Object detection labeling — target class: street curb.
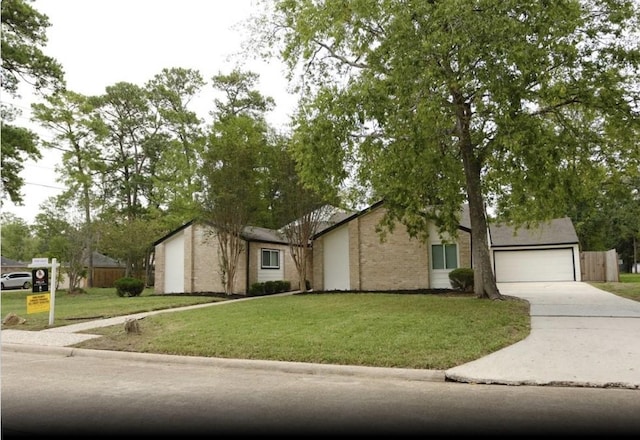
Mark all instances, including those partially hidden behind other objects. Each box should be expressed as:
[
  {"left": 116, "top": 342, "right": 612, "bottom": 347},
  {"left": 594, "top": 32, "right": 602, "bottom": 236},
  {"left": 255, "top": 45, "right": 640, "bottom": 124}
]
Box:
[{"left": 1, "top": 343, "right": 447, "bottom": 382}]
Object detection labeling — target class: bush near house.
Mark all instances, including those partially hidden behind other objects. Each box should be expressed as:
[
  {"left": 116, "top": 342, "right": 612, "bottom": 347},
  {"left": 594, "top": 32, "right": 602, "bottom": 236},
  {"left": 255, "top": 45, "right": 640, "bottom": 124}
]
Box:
[
  {"left": 114, "top": 277, "right": 145, "bottom": 297},
  {"left": 449, "top": 268, "right": 474, "bottom": 292},
  {"left": 249, "top": 280, "right": 291, "bottom": 296}
]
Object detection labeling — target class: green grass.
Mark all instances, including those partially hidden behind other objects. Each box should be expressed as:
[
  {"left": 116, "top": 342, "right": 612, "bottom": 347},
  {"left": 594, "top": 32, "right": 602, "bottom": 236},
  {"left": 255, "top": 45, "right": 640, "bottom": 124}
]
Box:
[
  {"left": 589, "top": 272, "right": 640, "bottom": 301},
  {"left": 3, "top": 278, "right": 638, "bottom": 370},
  {"left": 619, "top": 272, "right": 640, "bottom": 283},
  {"left": 68, "top": 292, "right": 529, "bottom": 370},
  {"left": 0, "top": 287, "right": 224, "bottom": 330}
]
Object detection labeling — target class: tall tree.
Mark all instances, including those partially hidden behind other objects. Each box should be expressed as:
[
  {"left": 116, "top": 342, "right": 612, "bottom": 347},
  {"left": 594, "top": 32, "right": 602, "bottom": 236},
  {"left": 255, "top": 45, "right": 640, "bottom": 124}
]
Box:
[
  {"left": 269, "top": 139, "right": 340, "bottom": 291},
  {"left": 1, "top": 0, "right": 64, "bottom": 204},
  {"left": 145, "top": 67, "right": 207, "bottom": 223},
  {"left": 31, "top": 90, "right": 106, "bottom": 287},
  {"left": 199, "top": 69, "right": 274, "bottom": 295},
  {"left": 256, "top": 0, "right": 640, "bottom": 299},
  {"left": 92, "top": 81, "right": 163, "bottom": 277}
]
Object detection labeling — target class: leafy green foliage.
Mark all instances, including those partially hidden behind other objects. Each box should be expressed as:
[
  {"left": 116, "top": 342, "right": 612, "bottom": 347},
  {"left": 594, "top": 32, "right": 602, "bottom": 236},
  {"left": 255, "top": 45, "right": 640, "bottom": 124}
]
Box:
[
  {"left": 198, "top": 69, "right": 275, "bottom": 294},
  {"left": 449, "top": 268, "right": 474, "bottom": 292},
  {"left": 249, "top": 280, "right": 292, "bottom": 296},
  {"left": 0, "top": 118, "right": 41, "bottom": 204},
  {"left": 114, "top": 277, "right": 145, "bottom": 297},
  {"left": 256, "top": 0, "right": 640, "bottom": 299},
  {"left": 0, "top": 0, "right": 64, "bottom": 96},
  {"left": 1, "top": 0, "right": 64, "bottom": 204},
  {"left": 0, "top": 212, "right": 39, "bottom": 260}
]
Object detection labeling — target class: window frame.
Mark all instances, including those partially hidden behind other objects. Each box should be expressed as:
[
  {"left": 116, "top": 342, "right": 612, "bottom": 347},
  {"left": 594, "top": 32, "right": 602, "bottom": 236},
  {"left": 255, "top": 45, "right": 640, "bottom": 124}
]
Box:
[
  {"left": 261, "top": 248, "right": 280, "bottom": 269},
  {"left": 431, "top": 243, "right": 458, "bottom": 270}
]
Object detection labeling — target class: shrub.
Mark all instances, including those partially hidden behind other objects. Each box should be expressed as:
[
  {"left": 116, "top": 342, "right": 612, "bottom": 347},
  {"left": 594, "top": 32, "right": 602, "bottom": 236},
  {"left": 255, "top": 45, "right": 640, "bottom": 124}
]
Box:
[
  {"left": 263, "top": 281, "right": 273, "bottom": 294},
  {"left": 248, "top": 280, "right": 292, "bottom": 297},
  {"left": 249, "top": 282, "right": 265, "bottom": 296},
  {"left": 114, "top": 277, "right": 145, "bottom": 297},
  {"left": 448, "top": 268, "right": 474, "bottom": 292},
  {"left": 274, "top": 280, "right": 291, "bottom": 292}
]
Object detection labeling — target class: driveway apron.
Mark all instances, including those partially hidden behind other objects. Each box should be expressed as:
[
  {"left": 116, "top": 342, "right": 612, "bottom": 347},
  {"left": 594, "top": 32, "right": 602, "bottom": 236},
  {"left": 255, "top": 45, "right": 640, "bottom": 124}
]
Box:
[{"left": 446, "top": 282, "right": 640, "bottom": 389}]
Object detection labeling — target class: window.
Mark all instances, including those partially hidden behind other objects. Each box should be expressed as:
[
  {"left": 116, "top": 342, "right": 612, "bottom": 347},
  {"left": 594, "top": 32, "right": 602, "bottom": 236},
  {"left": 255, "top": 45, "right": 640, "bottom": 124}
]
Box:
[
  {"left": 431, "top": 244, "right": 458, "bottom": 270},
  {"left": 261, "top": 249, "right": 280, "bottom": 269}
]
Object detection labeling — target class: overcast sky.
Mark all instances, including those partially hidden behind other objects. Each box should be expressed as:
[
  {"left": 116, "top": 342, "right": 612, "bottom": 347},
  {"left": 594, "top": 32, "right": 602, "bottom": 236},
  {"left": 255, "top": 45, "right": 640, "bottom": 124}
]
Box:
[{"left": 4, "top": 0, "right": 297, "bottom": 224}]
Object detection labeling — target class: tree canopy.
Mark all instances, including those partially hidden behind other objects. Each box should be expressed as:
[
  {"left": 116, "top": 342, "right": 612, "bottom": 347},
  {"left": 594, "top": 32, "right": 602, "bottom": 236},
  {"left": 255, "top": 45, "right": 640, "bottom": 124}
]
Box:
[
  {"left": 1, "top": 0, "right": 64, "bottom": 204},
  {"left": 255, "top": 0, "right": 640, "bottom": 298}
]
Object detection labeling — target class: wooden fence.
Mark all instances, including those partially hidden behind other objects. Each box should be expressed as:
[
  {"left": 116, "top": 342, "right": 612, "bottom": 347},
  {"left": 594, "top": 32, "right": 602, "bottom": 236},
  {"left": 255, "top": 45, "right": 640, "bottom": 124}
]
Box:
[
  {"left": 580, "top": 249, "right": 619, "bottom": 282},
  {"left": 90, "top": 267, "right": 126, "bottom": 288}
]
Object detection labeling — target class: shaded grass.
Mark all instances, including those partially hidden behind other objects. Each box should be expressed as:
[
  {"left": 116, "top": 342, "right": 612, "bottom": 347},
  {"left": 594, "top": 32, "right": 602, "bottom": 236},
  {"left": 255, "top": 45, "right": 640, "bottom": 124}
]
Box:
[
  {"left": 0, "top": 288, "right": 225, "bottom": 330},
  {"left": 73, "top": 292, "right": 530, "bottom": 370}
]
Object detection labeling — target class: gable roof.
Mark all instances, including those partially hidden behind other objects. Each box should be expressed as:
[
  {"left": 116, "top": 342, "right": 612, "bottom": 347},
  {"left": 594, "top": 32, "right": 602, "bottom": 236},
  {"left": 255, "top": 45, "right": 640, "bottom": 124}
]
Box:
[
  {"left": 155, "top": 207, "right": 354, "bottom": 248},
  {"left": 313, "top": 200, "right": 472, "bottom": 239},
  {"left": 489, "top": 217, "right": 579, "bottom": 247},
  {"left": 153, "top": 220, "right": 290, "bottom": 247},
  {"left": 242, "top": 226, "right": 288, "bottom": 244},
  {"left": 86, "top": 251, "right": 124, "bottom": 267}
]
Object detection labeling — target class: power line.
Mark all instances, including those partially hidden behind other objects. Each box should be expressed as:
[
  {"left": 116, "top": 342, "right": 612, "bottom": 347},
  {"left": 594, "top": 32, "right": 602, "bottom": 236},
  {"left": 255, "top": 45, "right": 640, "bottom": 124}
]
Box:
[
  {"left": 23, "top": 182, "right": 65, "bottom": 190},
  {"left": 23, "top": 163, "right": 58, "bottom": 172}
]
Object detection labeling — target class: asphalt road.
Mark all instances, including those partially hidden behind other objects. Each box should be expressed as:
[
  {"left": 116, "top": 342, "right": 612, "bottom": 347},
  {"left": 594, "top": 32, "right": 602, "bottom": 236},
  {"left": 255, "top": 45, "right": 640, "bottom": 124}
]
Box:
[{"left": 2, "top": 350, "right": 640, "bottom": 437}]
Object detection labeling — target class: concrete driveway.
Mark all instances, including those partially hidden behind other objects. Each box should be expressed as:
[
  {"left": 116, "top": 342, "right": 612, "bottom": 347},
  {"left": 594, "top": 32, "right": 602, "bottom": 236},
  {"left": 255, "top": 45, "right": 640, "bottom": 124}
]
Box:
[{"left": 446, "top": 282, "right": 640, "bottom": 389}]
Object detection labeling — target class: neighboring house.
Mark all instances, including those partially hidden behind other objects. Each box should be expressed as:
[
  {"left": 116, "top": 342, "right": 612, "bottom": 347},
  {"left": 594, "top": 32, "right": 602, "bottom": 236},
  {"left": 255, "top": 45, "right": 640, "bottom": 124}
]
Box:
[
  {"left": 54, "top": 251, "right": 126, "bottom": 289},
  {"left": 84, "top": 251, "right": 126, "bottom": 288},
  {"left": 153, "top": 221, "right": 303, "bottom": 295},
  {"left": 312, "top": 202, "right": 581, "bottom": 291},
  {"left": 2, "top": 253, "right": 125, "bottom": 288},
  {"left": 1, "top": 256, "right": 29, "bottom": 274}
]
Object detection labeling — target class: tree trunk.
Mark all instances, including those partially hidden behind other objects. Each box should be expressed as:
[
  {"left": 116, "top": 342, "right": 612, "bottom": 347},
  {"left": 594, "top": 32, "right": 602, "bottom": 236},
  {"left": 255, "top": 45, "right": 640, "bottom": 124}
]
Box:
[
  {"left": 455, "top": 98, "right": 502, "bottom": 300},
  {"left": 83, "top": 184, "right": 94, "bottom": 288}
]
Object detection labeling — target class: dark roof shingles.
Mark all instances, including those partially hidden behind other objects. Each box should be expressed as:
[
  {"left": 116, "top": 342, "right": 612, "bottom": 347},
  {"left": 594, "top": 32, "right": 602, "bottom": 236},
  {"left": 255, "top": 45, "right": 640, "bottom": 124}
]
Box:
[{"left": 489, "top": 217, "right": 579, "bottom": 247}]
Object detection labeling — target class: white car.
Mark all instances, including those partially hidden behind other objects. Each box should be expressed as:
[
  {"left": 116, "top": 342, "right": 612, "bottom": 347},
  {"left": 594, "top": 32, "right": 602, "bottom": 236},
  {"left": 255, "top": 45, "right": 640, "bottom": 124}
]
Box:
[{"left": 1, "top": 272, "right": 33, "bottom": 290}]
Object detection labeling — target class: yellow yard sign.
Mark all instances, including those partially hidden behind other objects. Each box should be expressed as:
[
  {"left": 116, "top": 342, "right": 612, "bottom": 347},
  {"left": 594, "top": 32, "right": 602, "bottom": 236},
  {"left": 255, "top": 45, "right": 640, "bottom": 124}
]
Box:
[{"left": 27, "top": 293, "right": 50, "bottom": 314}]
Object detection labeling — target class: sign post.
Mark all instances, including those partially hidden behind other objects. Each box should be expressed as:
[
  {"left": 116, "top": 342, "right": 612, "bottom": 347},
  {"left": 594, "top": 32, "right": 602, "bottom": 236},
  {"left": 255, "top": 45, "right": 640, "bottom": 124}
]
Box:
[{"left": 28, "top": 258, "right": 60, "bottom": 326}]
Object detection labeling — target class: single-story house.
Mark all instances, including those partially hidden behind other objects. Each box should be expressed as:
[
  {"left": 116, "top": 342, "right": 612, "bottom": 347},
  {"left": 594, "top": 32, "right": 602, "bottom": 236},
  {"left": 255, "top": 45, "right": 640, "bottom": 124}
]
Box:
[
  {"left": 312, "top": 201, "right": 581, "bottom": 291},
  {"left": 1, "top": 256, "right": 29, "bottom": 274},
  {"left": 153, "top": 202, "right": 581, "bottom": 295},
  {"left": 153, "top": 221, "right": 303, "bottom": 295}
]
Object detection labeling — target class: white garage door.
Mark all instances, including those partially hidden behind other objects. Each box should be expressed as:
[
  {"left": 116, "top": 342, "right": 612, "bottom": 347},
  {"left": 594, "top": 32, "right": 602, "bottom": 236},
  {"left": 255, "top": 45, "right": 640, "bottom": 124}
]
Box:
[
  {"left": 494, "top": 248, "right": 575, "bottom": 282},
  {"left": 164, "top": 233, "right": 185, "bottom": 293}
]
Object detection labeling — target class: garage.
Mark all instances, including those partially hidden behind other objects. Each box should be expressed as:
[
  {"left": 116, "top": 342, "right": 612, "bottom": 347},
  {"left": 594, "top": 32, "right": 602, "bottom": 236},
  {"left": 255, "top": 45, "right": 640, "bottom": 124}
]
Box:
[
  {"left": 493, "top": 248, "right": 576, "bottom": 282},
  {"left": 489, "top": 217, "right": 581, "bottom": 283}
]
